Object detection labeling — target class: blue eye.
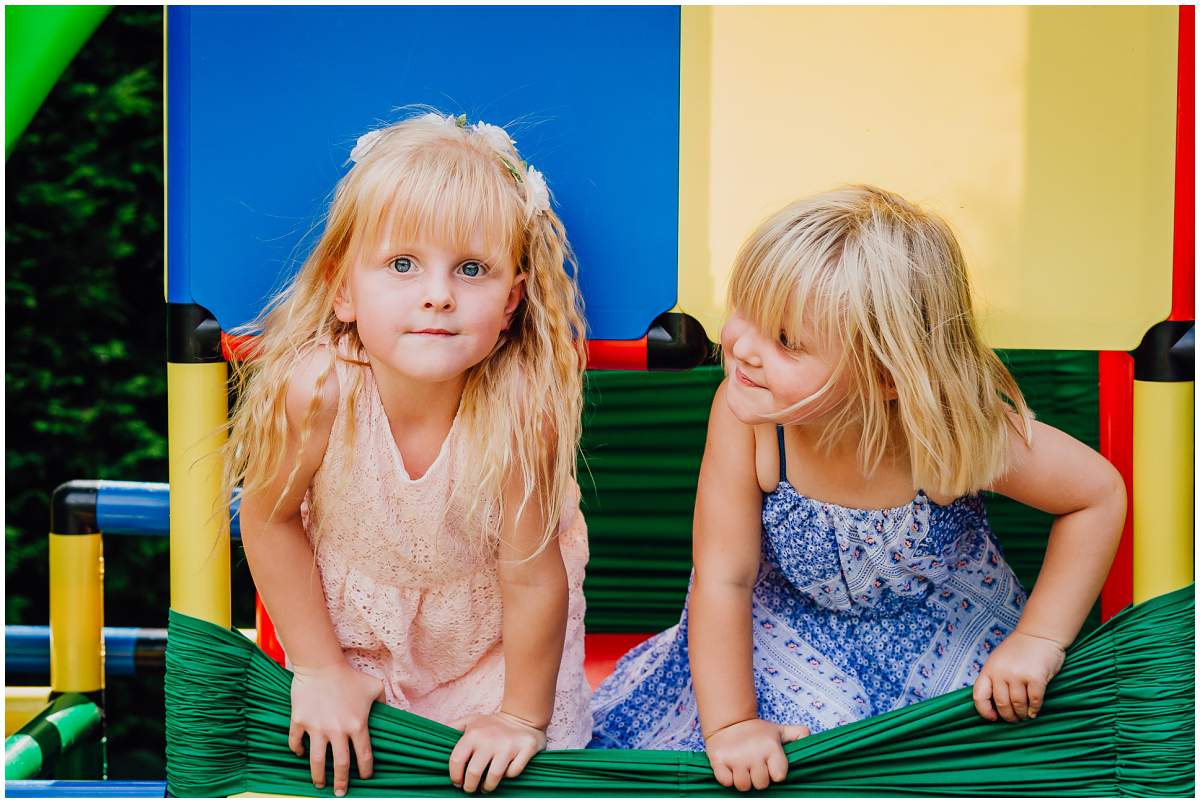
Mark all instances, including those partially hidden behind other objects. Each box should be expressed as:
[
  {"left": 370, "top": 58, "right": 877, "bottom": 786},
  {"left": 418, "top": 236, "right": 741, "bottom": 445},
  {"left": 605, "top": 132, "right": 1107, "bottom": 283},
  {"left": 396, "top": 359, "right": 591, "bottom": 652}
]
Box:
[
  {"left": 458, "top": 260, "right": 485, "bottom": 278},
  {"left": 390, "top": 257, "right": 413, "bottom": 273}
]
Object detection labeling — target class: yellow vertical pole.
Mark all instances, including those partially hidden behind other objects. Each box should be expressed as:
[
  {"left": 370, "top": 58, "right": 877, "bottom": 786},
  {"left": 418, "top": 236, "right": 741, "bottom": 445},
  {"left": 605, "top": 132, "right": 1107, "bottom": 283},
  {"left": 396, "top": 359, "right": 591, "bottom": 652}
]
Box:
[
  {"left": 1131, "top": 322, "right": 1194, "bottom": 603},
  {"left": 48, "top": 482, "right": 104, "bottom": 695},
  {"left": 1132, "top": 379, "right": 1194, "bottom": 601},
  {"left": 48, "top": 480, "right": 106, "bottom": 778},
  {"left": 167, "top": 356, "right": 230, "bottom": 627}
]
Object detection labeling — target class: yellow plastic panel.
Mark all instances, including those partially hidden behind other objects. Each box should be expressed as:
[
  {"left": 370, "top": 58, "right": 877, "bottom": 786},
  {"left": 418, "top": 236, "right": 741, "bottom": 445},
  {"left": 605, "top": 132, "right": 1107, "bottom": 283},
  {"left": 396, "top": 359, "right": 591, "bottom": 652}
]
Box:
[
  {"left": 679, "top": 6, "right": 1178, "bottom": 350},
  {"left": 168, "top": 361, "right": 231, "bottom": 627},
  {"left": 49, "top": 533, "right": 104, "bottom": 693},
  {"left": 6, "top": 687, "right": 52, "bottom": 736},
  {"left": 1131, "top": 380, "right": 1194, "bottom": 602}
]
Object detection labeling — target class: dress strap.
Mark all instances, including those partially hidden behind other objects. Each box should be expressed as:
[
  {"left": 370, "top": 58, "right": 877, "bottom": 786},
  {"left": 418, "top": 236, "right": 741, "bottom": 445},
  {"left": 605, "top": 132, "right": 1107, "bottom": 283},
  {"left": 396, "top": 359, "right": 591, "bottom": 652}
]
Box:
[{"left": 775, "top": 425, "right": 788, "bottom": 483}]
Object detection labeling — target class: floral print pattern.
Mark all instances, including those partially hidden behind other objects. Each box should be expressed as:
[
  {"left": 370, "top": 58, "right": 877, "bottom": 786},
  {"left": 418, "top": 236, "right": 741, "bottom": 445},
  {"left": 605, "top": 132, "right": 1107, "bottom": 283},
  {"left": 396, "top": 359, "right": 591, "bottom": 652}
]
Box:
[{"left": 590, "top": 434, "right": 1026, "bottom": 750}]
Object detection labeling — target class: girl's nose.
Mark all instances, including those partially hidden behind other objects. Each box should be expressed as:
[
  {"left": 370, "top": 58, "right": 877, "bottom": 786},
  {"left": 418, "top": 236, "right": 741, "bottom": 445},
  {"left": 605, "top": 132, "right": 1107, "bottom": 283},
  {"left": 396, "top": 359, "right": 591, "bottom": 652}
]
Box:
[
  {"left": 422, "top": 275, "right": 455, "bottom": 311},
  {"left": 730, "top": 332, "right": 762, "bottom": 367}
]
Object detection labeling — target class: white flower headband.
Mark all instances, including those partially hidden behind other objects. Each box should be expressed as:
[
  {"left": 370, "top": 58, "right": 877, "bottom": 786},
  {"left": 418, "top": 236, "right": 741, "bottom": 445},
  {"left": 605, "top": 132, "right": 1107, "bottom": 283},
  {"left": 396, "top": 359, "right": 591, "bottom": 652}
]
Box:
[{"left": 348, "top": 114, "right": 551, "bottom": 222}]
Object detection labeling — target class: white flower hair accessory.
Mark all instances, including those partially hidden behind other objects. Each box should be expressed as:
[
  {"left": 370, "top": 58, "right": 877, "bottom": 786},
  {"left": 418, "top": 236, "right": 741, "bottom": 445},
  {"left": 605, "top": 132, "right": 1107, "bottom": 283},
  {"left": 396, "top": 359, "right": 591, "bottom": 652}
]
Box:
[
  {"left": 472, "top": 121, "right": 516, "bottom": 154},
  {"left": 348, "top": 128, "right": 385, "bottom": 165},
  {"left": 523, "top": 166, "right": 551, "bottom": 221}
]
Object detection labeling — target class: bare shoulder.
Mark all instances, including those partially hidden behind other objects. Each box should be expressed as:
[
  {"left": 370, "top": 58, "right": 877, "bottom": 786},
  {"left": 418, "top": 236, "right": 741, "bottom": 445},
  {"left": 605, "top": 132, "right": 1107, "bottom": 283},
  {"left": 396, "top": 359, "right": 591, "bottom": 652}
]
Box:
[
  {"left": 282, "top": 346, "right": 341, "bottom": 433},
  {"left": 701, "top": 380, "right": 757, "bottom": 478}
]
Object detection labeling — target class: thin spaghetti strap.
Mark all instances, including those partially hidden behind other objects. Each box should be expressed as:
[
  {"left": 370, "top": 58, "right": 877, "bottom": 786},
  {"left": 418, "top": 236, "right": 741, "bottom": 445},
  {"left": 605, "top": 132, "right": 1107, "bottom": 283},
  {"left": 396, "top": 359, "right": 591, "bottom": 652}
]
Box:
[{"left": 775, "top": 425, "right": 788, "bottom": 483}]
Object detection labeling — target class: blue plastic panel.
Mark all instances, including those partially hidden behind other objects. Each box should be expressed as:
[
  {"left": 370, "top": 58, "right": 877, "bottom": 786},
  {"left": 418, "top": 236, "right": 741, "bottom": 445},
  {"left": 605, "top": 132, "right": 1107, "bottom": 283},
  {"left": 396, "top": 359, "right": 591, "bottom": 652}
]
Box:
[{"left": 167, "top": 6, "right": 680, "bottom": 340}]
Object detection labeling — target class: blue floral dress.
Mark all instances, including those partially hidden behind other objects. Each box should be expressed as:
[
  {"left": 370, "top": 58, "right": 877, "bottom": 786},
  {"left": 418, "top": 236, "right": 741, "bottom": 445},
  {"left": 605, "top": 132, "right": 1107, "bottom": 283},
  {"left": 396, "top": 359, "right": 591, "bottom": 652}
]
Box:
[{"left": 589, "top": 426, "right": 1027, "bottom": 750}]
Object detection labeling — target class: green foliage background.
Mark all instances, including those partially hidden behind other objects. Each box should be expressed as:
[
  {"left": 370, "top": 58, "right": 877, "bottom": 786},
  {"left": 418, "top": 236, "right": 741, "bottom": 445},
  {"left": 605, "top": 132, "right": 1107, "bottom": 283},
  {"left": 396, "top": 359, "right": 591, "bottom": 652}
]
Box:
[{"left": 6, "top": 8, "right": 171, "bottom": 778}]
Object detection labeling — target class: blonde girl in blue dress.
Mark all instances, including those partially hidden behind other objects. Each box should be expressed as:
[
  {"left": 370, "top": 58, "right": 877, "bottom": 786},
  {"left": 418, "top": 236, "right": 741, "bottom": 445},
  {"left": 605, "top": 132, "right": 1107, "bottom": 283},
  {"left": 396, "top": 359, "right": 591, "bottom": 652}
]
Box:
[{"left": 590, "top": 186, "right": 1126, "bottom": 792}]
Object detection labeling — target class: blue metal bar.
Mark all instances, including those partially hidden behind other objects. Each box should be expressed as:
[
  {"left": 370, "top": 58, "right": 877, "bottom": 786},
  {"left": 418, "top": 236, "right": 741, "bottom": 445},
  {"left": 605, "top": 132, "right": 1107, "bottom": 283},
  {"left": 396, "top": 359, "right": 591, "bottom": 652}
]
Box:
[
  {"left": 6, "top": 780, "right": 166, "bottom": 797},
  {"left": 93, "top": 480, "right": 240, "bottom": 537},
  {"left": 6, "top": 626, "right": 164, "bottom": 676}
]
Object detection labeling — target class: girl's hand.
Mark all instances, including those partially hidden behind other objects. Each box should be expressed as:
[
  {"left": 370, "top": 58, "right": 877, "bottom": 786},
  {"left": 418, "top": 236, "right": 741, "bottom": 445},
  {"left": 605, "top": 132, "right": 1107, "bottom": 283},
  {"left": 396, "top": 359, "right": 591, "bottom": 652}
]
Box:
[
  {"left": 973, "top": 631, "right": 1066, "bottom": 723},
  {"left": 288, "top": 662, "right": 385, "bottom": 796},
  {"left": 448, "top": 711, "right": 547, "bottom": 793},
  {"left": 704, "top": 717, "right": 809, "bottom": 791}
]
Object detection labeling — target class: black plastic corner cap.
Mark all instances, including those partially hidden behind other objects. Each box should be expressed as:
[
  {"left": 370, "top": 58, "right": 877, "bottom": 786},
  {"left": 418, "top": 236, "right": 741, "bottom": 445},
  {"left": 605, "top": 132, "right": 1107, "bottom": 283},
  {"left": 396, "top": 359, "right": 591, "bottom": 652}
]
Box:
[
  {"left": 646, "top": 312, "right": 716, "bottom": 371},
  {"left": 168, "top": 302, "right": 224, "bottom": 364},
  {"left": 1131, "top": 321, "right": 1194, "bottom": 382},
  {"left": 51, "top": 480, "right": 101, "bottom": 535}
]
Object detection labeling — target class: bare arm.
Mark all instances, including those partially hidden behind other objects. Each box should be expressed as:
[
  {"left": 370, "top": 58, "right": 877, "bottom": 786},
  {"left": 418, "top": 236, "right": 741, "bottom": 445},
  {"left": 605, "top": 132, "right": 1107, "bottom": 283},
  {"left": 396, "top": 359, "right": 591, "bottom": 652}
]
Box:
[
  {"left": 688, "top": 381, "right": 764, "bottom": 736},
  {"left": 239, "top": 349, "right": 343, "bottom": 669},
  {"left": 688, "top": 382, "right": 809, "bottom": 792},
  {"left": 495, "top": 475, "right": 568, "bottom": 730},
  {"left": 447, "top": 438, "right": 570, "bottom": 793},
  {"left": 989, "top": 417, "right": 1127, "bottom": 648},
  {"left": 973, "top": 416, "right": 1126, "bottom": 723},
  {"left": 239, "top": 350, "right": 382, "bottom": 795}
]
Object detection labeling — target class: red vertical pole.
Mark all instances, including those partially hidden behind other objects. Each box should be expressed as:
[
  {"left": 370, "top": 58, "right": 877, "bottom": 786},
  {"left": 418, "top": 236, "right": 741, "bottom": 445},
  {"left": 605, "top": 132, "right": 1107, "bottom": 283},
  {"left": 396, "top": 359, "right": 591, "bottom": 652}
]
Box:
[
  {"left": 1100, "top": 6, "right": 1194, "bottom": 620},
  {"left": 1170, "top": 4, "right": 1194, "bottom": 323},
  {"left": 1098, "top": 351, "right": 1134, "bottom": 620}
]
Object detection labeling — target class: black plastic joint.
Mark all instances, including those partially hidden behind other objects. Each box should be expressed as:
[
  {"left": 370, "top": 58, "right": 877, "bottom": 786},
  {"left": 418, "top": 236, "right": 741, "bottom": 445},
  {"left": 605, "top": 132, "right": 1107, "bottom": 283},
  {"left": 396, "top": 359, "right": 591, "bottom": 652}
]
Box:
[
  {"left": 168, "top": 302, "right": 224, "bottom": 364},
  {"left": 1131, "top": 321, "right": 1194, "bottom": 382},
  {"left": 50, "top": 480, "right": 101, "bottom": 535},
  {"left": 646, "top": 312, "right": 715, "bottom": 371}
]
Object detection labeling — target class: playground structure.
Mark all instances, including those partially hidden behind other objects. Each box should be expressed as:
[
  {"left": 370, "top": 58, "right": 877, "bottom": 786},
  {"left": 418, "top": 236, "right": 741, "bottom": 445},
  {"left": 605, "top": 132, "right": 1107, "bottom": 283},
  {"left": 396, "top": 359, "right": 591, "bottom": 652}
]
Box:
[{"left": 5, "top": 5, "right": 1194, "bottom": 796}]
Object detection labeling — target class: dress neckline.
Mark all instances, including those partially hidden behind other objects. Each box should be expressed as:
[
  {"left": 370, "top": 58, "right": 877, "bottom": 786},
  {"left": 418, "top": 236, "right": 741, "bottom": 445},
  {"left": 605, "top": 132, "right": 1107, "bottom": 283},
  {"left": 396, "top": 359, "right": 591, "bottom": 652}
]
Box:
[
  {"left": 767, "top": 480, "right": 964, "bottom": 515},
  {"left": 364, "top": 365, "right": 462, "bottom": 484}
]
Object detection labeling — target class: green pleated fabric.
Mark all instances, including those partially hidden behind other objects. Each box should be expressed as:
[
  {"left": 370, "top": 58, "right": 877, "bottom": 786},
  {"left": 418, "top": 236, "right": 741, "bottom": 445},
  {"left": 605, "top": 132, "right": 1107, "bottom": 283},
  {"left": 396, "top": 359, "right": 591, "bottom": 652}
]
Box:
[
  {"left": 165, "top": 585, "right": 1193, "bottom": 797},
  {"left": 579, "top": 352, "right": 1100, "bottom": 633}
]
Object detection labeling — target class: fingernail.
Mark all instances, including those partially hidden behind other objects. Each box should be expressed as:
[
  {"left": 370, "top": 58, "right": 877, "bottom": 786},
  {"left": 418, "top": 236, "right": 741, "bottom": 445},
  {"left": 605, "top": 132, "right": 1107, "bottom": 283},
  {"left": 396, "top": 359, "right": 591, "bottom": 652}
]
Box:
[{"left": 335, "top": 791, "right": 345, "bottom": 798}]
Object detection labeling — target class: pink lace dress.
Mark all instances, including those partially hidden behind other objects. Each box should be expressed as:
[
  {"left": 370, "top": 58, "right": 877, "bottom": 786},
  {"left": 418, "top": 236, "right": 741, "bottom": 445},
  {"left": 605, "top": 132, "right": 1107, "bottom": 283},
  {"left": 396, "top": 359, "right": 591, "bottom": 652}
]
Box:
[{"left": 298, "top": 352, "right": 593, "bottom": 748}]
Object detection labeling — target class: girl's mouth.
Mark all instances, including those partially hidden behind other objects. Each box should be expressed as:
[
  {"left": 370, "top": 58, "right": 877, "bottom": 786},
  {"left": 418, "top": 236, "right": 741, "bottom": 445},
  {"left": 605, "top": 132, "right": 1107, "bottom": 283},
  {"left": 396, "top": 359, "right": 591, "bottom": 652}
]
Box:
[
  {"left": 735, "top": 366, "right": 764, "bottom": 389},
  {"left": 410, "top": 329, "right": 456, "bottom": 336}
]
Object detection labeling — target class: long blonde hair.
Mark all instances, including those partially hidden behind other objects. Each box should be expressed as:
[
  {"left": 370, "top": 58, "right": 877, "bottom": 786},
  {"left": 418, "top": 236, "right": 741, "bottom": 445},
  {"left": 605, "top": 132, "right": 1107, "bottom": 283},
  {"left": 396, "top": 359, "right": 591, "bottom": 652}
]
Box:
[
  {"left": 221, "top": 111, "right": 586, "bottom": 557},
  {"left": 728, "top": 185, "right": 1032, "bottom": 497}
]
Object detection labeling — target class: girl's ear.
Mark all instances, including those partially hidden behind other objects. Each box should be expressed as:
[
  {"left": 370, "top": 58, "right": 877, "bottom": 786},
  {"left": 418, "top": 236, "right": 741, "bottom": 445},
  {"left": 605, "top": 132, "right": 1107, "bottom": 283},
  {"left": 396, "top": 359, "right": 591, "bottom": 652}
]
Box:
[
  {"left": 503, "top": 273, "right": 526, "bottom": 328},
  {"left": 333, "top": 277, "right": 356, "bottom": 323}
]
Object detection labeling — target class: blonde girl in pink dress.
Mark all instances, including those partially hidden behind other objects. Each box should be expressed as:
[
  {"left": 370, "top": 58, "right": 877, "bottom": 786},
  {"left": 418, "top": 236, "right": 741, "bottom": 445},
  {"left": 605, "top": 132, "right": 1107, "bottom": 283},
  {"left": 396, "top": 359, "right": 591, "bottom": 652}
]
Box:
[{"left": 224, "top": 111, "right": 592, "bottom": 797}]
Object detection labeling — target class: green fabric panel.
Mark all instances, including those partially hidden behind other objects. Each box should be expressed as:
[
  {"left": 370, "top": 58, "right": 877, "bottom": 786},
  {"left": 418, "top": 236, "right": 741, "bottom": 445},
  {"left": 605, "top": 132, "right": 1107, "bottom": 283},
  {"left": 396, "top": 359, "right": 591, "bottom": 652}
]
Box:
[
  {"left": 164, "top": 585, "right": 1193, "bottom": 797},
  {"left": 580, "top": 352, "right": 1100, "bottom": 633}
]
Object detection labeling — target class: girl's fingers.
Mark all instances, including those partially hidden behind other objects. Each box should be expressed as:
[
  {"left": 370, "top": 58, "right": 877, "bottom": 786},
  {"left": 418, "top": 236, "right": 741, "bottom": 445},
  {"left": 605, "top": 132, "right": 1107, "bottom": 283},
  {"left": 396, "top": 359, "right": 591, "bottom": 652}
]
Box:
[
  {"left": 462, "top": 750, "right": 494, "bottom": 794},
  {"left": 733, "top": 766, "right": 753, "bottom": 793},
  {"left": 766, "top": 745, "right": 790, "bottom": 783},
  {"left": 351, "top": 728, "right": 374, "bottom": 780},
  {"left": 749, "top": 760, "right": 771, "bottom": 790},
  {"left": 288, "top": 722, "right": 305, "bottom": 756},
  {"left": 309, "top": 735, "right": 329, "bottom": 789},
  {"left": 712, "top": 762, "right": 734, "bottom": 788},
  {"left": 448, "top": 736, "right": 473, "bottom": 787},
  {"left": 331, "top": 737, "right": 351, "bottom": 796},
  {"left": 972, "top": 674, "right": 997, "bottom": 721},
  {"left": 505, "top": 745, "right": 538, "bottom": 779},
  {"left": 482, "top": 749, "right": 515, "bottom": 793},
  {"left": 1028, "top": 680, "right": 1047, "bottom": 719},
  {"left": 993, "top": 679, "right": 1016, "bottom": 723},
  {"left": 1009, "top": 681, "right": 1029, "bottom": 720}
]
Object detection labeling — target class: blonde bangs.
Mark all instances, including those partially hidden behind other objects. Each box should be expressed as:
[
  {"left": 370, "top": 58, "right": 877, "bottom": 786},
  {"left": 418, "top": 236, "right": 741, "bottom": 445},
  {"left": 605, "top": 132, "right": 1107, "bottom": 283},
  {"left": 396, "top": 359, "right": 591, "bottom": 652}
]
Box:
[{"left": 351, "top": 140, "right": 523, "bottom": 269}]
